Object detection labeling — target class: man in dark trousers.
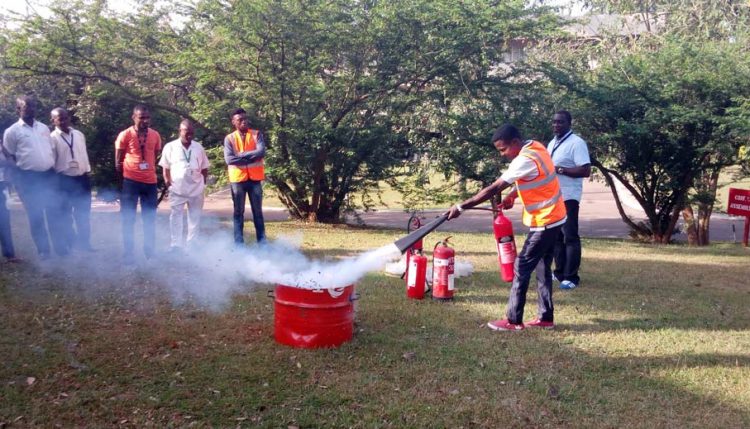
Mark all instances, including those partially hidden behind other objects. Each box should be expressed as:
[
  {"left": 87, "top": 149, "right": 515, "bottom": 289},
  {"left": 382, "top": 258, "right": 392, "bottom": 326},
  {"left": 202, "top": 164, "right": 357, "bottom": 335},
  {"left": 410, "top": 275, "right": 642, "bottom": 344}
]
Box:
[
  {"left": 50, "top": 107, "right": 95, "bottom": 252},
  {"left": 448, "top": 124, "right": 566, "bottom": 331},
  {"left": 547, "top": 111, "right": 591, "bottom": 290},
  {"left": 223, "top": 108, "right": 267, "bottom": 245},
  {"left": 2, "top": 95, "right": 68, "bottom": 259},
  {"left": 115, "top": 105, "right": 162, "bottom": 262}
]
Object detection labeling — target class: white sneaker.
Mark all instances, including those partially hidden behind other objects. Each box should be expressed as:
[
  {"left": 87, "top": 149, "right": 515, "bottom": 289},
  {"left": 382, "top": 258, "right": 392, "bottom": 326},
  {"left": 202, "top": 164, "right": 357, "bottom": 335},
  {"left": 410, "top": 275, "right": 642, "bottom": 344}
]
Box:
[{"left": 559, "top": 280, "right": 577, "bottom": 290}]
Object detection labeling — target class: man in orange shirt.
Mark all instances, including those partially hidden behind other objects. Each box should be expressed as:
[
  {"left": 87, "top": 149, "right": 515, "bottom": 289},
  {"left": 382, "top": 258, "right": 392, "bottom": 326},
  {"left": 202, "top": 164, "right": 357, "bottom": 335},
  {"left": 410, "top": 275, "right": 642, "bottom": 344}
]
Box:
[{"left": 115, "top": 105, "right": 162, "bottom": 262}]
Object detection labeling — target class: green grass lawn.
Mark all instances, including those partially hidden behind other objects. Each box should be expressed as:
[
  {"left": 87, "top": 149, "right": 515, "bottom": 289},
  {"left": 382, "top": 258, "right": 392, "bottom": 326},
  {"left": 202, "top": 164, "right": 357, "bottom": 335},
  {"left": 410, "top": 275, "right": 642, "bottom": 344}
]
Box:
[{"left": 1, "top": 220, "right": 749, "bottom": 428}]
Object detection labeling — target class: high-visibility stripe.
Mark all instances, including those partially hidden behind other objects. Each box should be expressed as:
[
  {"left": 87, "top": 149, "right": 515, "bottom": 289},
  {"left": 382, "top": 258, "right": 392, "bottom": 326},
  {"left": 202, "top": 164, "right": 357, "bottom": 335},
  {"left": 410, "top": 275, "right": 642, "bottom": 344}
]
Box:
[
  {"left": 516, "top": 172, "right": 557, "bottom": 191},
  {"left": 525, "top": 190, "right": 563, "bottom": 212},
  {"left": 227, "top": 130, "right": 264, "bottom": 182},
  {"left": 521, "top": 147, "right": 552, "bottom": 176},
  {"left": 515, "top": 141, "right": 567, "bottom": 227}
]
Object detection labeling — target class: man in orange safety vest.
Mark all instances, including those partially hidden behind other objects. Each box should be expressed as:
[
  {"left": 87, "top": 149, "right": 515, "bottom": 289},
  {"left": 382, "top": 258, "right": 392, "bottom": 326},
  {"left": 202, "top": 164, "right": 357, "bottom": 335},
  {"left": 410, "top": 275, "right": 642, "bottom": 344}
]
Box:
[
  {"left": 223, "top": 108, "right": 267, "bottom": 244},
  {"left": 448, "top": 124, "right": 567, "bottom": 331}
]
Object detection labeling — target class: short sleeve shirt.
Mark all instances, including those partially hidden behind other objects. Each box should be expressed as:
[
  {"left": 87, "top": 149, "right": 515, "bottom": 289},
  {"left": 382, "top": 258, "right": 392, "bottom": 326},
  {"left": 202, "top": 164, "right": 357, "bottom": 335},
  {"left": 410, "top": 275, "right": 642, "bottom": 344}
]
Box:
[
  {"left": 115, "top": 127, "right": 162, "bottom": 184},
  {"left": 547, "top": 132, "right": 590, "bottom": 201},
  {"left": 51, "top": 128, "right": 91, "bottom": 176},
  {"left": 159, "top": 139, "right": 210, "bottom": 198},
  {"left": 2, "top": 119, "right": 55, "bottom": 172}
]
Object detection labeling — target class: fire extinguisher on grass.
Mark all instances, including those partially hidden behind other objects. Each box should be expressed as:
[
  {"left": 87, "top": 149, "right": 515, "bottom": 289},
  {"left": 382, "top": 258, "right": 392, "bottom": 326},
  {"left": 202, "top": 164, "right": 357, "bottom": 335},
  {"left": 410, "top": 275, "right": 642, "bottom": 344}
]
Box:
[
  {"left": 403, "top": 214, "right": 423, "bottom": 281},
  {"left": 432, "top": 237, "right": 455, "bottom": 301},
  {"left": 406, "top": 250, "right": 428, "bottom": 299},
  {"left": 494, "top": 209, "right": 516, "bottom": 282}
]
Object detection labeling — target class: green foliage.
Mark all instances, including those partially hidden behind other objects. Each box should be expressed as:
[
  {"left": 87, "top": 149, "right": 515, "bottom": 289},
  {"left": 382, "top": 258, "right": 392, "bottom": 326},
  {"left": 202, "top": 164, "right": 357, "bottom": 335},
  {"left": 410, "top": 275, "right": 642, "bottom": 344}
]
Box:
[
  {"left": 535, "top": 0, "right": 750, "bottom": 243},
  {"left": 0, "top": 0, "right": 560, "bottom": 222},
  {"left": 402, "top": 2, "right": 563, "bottom": 194}
]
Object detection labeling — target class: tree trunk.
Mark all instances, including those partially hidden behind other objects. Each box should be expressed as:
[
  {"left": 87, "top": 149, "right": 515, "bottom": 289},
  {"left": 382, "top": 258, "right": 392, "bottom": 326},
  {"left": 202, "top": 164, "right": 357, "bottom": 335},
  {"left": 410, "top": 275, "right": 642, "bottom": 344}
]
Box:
[
  {"left": 592, "top": 160, "right": 651, "bottom": 238},
  {"left": 682, "top": 205, "right": 699, "bottom": 246},
  {"left": 694, "top": 169, "right": 720, "bottom": 246}
]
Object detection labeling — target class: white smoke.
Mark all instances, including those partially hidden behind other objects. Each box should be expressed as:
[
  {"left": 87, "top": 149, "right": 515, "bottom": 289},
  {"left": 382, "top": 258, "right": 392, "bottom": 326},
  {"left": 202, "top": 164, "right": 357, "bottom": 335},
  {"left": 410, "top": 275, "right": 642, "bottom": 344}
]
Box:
[{"left": 30, "top": 226, "right": 402, "bottom": 310}]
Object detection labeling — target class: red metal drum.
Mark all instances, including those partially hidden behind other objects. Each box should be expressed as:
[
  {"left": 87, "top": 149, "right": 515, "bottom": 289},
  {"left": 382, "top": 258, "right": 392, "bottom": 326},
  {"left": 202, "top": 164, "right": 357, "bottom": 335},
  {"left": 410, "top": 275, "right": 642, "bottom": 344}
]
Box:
[{"left": 273, "top": 284, "right": 355, "bottom": 348}]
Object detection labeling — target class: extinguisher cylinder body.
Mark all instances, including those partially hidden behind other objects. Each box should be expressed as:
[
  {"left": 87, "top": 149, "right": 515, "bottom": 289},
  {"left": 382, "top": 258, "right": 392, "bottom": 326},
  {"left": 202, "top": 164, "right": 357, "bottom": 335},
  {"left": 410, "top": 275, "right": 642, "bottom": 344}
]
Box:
[
  {"left": 493, "top": 211, "right": 517, "bottom": 283},
  {"left": 432, "top": 242, "right": 455, "bottom": 300},
  {"left": 404, "top": 238, "right": 424, "bottom": 280},
  {"left": 406, "top": 253, "right": 428, "bottom": 299}
]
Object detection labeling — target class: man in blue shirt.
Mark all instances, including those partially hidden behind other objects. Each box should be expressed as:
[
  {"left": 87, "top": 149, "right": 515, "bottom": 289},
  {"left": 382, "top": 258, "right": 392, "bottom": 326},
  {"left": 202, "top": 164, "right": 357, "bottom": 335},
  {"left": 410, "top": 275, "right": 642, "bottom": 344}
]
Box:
[{"left": 547, "top": 111, "right": 591, "bottom": 290}]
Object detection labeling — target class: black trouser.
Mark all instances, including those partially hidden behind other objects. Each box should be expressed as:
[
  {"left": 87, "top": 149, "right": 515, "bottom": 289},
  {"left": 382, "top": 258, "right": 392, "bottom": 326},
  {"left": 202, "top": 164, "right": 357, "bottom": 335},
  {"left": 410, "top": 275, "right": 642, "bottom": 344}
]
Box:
[
  {"left": 121, "top": 178, "right": 157, "bottom": 257},
  {"left": 58, "top": 173, "right": 92, "bottom": 250},
  {"left": 14, "top": 168, "right": 68, "bottom": 256},
  {"left": 506, "top": 225, "right": 561, "bottom": 324},
  {"left": 553, "top": 199, "right": 581, "bottom": 285},
  {"left": 230, "top": 180, "right": 266, "bottom": 244}
]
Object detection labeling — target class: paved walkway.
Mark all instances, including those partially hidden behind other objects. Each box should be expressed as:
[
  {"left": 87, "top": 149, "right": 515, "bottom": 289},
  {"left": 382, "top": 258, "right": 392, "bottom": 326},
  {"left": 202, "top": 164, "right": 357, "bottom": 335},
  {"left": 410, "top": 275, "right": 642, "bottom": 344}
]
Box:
[
  {"left": 8, "top": 179, "right": 740, "bottom": 243},
  {"left": 192, "top": 179, "right": 744, "bottom": 242}
]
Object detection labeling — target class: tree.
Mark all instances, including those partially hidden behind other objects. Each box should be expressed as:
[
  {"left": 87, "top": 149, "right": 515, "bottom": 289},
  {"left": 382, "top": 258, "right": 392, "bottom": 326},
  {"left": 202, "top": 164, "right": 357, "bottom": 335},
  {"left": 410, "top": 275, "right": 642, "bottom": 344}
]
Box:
[
  {"left": 539, "top": 36, "right": 750, "bottom": 244},
  {"left": 533, "top": 0, "right": 750, "bottom": 244},
  {"left": 1, "top": 0, "right": 560, "bottom": 222}
]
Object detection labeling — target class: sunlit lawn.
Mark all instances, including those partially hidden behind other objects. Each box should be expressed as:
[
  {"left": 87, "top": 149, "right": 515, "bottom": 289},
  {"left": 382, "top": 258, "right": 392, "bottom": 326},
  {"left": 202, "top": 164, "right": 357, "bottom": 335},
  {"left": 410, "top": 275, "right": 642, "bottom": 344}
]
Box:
[{"left": 1, "top": 216, "right": 749, "bottom": 428}]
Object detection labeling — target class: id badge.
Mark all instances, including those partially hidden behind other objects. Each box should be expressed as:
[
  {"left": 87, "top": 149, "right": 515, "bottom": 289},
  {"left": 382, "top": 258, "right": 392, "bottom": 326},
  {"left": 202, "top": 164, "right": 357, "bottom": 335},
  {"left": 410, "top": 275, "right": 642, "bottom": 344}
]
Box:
[
  {"left": 139, "top": 162, "right": 150, "bottom": 170},
  {"left": 68, "top": 160, "right": 79, "bottom": 169}
]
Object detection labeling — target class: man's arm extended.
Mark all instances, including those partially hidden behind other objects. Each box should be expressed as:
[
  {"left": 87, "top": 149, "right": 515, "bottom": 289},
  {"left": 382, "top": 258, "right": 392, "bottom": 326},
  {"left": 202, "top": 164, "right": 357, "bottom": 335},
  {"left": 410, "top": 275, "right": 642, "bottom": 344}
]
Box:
[{"left": 448, "top": 177, "right": 512, "bottom": 220}]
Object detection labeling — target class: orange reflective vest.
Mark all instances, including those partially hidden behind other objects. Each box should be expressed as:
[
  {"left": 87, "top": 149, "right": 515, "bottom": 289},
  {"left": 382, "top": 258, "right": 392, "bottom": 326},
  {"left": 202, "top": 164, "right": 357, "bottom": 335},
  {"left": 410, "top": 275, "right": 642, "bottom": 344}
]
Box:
[
  {"left": 515, "top": 141, "right": 567, "bottom": 228},
  {"left": 227, "top": 130, "right": 264, "bottom": 182}
]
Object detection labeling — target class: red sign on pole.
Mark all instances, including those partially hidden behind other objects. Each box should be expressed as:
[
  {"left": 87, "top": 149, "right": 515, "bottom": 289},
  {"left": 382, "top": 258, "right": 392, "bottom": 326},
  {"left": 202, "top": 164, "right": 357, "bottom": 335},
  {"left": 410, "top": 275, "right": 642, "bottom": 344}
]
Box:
[{"left": 727, "top": 188, "right": 750, "bottom": 247}]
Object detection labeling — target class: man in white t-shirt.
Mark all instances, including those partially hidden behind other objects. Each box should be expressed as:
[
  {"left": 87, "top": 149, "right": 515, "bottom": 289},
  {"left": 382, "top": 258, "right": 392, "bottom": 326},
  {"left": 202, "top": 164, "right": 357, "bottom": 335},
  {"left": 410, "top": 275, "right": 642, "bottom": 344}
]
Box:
[
  {"left": 159, "top": 120, "right": 209, "bottom": 252},
  {"left": 547, "top": 111, "right": 591, "bottom": 290}
]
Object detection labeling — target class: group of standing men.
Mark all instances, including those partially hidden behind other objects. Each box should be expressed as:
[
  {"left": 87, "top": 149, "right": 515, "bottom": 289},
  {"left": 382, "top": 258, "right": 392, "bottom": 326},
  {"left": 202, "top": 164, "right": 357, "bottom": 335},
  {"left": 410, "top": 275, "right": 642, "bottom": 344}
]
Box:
[
  {"left": 0, "top": 96, "right": 268, "bottom": 263},
  {"left": 1, "top": 96, "right": 93, "bottom": 261},
  {"left": 448, "top": 110, "right": 590, "bottom": 331}
]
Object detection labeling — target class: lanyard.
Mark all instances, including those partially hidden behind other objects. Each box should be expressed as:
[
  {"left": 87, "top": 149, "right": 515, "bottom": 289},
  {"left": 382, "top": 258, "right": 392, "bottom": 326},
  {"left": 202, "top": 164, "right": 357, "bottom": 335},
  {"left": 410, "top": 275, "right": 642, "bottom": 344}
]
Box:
[
  {"left": 136, "top": 129, "right": 148, "bottom": 159},
  {"left": 60, "top": 131, "right": 75, "bottom": 159},
  {"left": 181, "top": 145, "right": 191, "bottom": 164},
  {"left": 550, "top": 130, "right": 572, "bottom": 159}
]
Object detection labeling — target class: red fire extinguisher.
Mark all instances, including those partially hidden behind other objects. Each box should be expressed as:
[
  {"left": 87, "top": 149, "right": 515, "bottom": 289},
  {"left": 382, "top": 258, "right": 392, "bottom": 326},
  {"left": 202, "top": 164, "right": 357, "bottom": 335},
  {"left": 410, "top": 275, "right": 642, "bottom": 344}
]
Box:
[
  {"left": 494, "top": 209, "right": 516, "bottom": 282},
  {"left": 432, "top": 237, "right": 455, "bottom": 301},
  {"left": 406, "top": 250, "right": 428, "bottom": 299},
  {"left": 404, "top": 214, "right": 423, "bottom": 280}
]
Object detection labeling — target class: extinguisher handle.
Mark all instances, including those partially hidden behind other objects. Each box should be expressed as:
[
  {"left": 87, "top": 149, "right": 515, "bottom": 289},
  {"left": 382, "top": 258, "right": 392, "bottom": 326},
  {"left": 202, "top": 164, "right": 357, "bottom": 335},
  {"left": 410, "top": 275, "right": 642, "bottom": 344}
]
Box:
[
  {"left": 266, "top": 290, "right": 275, "bottom": 298},
  {"left": 350, "top": 292, "right": 361, "bottom": 302}
]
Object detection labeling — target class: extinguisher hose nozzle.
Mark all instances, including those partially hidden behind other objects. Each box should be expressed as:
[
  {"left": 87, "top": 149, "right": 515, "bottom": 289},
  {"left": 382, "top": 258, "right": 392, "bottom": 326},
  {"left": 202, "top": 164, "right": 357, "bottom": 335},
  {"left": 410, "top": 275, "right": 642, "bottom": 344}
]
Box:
[{"left": 393, "top": 213, "right": 449, "bottom": 254}]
